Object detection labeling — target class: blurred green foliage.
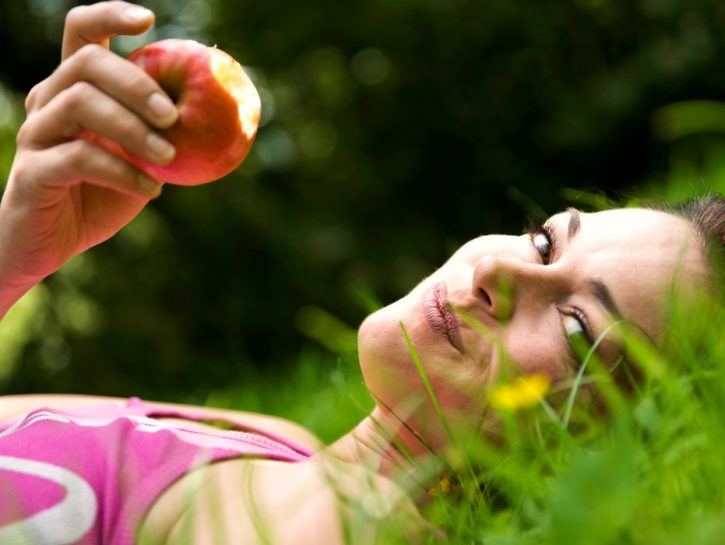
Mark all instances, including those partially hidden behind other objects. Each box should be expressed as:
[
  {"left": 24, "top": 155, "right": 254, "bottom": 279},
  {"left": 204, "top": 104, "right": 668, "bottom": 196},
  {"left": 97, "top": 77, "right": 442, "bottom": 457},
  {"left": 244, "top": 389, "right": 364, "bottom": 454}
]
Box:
[
  {"left": 414, "top": 269, "right": 725, "bottom": 545},
  {"left": 0, "top": 0, "right": 723, "bottom": 404}
]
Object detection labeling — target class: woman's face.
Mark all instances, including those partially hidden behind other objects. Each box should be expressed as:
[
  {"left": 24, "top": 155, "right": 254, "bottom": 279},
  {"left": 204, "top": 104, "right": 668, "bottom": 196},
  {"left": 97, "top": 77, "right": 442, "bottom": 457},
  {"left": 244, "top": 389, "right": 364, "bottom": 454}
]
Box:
[{"left": 358, "top": 208, "right": 706, "bottom": 450}]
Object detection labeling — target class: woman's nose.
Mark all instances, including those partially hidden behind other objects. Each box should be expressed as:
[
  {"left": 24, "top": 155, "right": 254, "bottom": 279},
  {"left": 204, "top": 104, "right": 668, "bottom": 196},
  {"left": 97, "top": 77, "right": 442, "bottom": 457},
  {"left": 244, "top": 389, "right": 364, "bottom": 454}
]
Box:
[
  {"left": 472, "top": 256, "right": 515, "bottom": 321},
  {"left": 472, "top": 255, "right": 559, "bottom": 321}
]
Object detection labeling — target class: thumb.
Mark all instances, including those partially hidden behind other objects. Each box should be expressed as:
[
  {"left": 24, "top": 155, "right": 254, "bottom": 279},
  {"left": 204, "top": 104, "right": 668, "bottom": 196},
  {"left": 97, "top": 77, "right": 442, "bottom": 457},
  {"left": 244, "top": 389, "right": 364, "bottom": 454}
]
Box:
[{"left": 61, "top": 1, "right": 155, "bottom": 60}]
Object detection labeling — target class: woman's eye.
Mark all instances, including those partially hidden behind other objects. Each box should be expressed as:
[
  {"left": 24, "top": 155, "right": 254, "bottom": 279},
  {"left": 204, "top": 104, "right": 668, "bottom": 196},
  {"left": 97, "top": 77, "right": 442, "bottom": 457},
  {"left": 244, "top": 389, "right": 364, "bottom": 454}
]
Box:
[
  {"left": 526, "top": 220, "right": 557, "bottom": 264},
  {"left": 562, "top": 308, "right": 594, "bottom": 345},
  {"left": 563, "top": 314, "right": 584, "bottom": 337},
  {"left": 562, "top": 312, "right": 593, "bottom": 365},
  {"left": 532, "top": 232, "right": 552, "bottom": 263}
]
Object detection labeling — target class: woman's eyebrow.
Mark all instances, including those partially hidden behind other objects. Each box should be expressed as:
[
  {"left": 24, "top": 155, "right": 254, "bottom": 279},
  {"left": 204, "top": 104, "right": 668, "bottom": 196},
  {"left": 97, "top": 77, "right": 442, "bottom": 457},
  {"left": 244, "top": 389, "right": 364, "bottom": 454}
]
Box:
[
  {"left": 590, "top": 279, "right": 622, "bottom": 318},
  {"left": 566, "top": 207, "right": 581, "bottom": 240}
]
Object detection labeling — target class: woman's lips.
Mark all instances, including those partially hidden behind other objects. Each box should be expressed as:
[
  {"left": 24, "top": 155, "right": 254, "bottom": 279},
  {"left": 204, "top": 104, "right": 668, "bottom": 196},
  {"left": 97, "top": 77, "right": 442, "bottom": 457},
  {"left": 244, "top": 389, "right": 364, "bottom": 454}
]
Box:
[{"left": 422, "top": 282, "right": 464, "bottom": 354}]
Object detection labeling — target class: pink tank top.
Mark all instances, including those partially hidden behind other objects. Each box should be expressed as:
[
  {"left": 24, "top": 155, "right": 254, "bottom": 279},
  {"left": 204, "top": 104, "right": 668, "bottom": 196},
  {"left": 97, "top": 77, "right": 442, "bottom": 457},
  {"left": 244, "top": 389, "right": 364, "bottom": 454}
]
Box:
[{"left": 0, "top": 398, "right": 314, "bottom": 544}]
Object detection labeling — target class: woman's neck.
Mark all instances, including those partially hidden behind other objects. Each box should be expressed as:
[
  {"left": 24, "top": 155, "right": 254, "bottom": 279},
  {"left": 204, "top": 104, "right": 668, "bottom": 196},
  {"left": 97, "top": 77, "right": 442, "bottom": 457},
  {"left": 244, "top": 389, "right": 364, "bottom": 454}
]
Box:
[{"left": 323, "top": 406, "right": 440, "bottom": 501}]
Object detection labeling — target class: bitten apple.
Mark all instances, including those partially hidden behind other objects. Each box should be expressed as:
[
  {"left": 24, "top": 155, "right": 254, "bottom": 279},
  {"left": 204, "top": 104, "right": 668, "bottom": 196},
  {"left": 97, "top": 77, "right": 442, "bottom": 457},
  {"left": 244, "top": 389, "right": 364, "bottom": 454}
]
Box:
[{"left": 125, "top": 39, "right": 261, "bottom": 185}]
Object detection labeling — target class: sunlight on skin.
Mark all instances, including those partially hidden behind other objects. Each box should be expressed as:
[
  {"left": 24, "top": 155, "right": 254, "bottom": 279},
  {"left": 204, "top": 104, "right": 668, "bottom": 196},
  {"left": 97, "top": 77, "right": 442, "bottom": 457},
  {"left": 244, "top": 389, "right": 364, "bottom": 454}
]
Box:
[{"left": 351, "top": 208, "right": 708, "bottom": 463}]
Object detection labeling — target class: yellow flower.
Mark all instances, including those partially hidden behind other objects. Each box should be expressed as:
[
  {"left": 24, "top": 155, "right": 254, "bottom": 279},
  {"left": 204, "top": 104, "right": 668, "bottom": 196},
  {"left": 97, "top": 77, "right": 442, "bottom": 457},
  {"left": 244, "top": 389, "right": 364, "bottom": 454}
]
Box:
[
  {"left": 489, "top": 374, "right": 551, "bottom": 411},
  {"left": 427, "top": 477, "right": 462, "bottom": 497},
  {"left": 428, "top": 478, "right": 451, "bottom": 497}
]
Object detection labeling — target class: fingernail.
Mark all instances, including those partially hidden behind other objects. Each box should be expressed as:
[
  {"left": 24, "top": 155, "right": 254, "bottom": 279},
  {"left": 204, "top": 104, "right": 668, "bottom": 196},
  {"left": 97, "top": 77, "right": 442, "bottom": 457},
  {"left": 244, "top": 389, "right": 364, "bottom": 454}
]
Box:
[
  {"left": 138, "top": 173, "right": 163, "bottom": 197},
  {"left": 146, "top": 132, "right": 175, "bottom": 162},
  {"left": 125, "top": 6, "right": 154, "bottom": 23},
  {"left": 147, "top": 93, "right": 178, "bottom": 127}
]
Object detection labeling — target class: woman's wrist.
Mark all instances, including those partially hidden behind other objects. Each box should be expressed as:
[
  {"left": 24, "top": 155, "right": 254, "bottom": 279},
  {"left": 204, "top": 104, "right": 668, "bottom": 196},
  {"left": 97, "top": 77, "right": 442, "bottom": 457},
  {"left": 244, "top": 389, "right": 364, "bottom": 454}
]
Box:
[
  {"left": 0, "top": 211, "right": 47, "bottom": 319},
  {"left": 0, "top": 270, "right": 44, "bottom": 319}
]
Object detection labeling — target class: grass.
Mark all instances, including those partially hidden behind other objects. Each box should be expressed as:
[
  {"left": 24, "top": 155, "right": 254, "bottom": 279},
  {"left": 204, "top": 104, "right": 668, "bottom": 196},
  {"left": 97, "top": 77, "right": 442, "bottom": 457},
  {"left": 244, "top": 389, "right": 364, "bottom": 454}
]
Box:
[
  {"left": 201, "top": 169, "right": 725, "bottom": 543},
  {"left": 426, "top": 289, "right": 725, "bottom": 545},
  {"left": 204, "top": 346, "right": 372, "bottom": 444},
  {"left": 203, "top": 265, "right": 724, "bottom": 544}
]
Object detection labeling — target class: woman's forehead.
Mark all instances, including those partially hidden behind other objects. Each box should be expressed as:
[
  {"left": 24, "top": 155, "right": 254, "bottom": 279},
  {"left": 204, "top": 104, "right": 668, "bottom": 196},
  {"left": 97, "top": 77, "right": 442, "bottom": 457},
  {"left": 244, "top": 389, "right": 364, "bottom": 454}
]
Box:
[
  {"left": 569, "top": 208, "right": 703, "bottom": 282},
  {"left": 576, "top": 208, "right": 706, "bottom": 331},
  {"left": 578, "top": 207, "right": 689, "bottom": 230},
  {"left": 552, "top": 207, "right": 696, "bottom": 248}
]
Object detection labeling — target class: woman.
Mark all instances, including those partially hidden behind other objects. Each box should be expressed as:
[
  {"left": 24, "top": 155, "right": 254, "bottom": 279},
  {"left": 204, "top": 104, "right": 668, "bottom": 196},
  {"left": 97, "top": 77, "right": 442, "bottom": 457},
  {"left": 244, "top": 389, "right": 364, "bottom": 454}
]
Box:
[{"left": 0, "top": 2, "right": 722, "bottom": 544}]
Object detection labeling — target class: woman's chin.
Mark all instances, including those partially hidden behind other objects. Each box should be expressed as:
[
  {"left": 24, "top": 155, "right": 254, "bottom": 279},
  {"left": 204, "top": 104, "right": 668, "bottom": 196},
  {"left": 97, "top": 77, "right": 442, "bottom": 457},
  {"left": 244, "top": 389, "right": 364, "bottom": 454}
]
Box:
[{"left": 357, "top": 304, "right": 483, "bottom": 451}]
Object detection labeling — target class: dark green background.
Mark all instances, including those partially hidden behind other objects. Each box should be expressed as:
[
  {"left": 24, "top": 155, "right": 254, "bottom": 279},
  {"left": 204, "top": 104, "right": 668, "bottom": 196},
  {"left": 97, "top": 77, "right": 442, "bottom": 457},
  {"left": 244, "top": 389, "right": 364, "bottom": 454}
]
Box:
[{"left": 0, "top": 0, "right": 723, "bottom": 402}]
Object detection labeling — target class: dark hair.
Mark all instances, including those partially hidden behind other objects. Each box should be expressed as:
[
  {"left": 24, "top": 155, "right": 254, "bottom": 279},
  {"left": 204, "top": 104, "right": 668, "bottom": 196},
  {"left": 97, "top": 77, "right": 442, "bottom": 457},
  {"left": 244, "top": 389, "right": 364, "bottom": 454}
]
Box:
[{"left": 660, "top": 193, "right": 725, "bottom": 288}]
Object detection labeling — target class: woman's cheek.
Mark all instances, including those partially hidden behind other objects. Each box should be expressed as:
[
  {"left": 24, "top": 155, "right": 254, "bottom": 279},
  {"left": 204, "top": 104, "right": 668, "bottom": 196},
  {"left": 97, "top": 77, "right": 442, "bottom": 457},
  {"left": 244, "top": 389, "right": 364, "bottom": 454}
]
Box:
[
  {"left": 499, "top": 327, "right": 570, "bottom": 381},
  {"left": 358, "top": 310, "right": 414, "bottom": 388}
]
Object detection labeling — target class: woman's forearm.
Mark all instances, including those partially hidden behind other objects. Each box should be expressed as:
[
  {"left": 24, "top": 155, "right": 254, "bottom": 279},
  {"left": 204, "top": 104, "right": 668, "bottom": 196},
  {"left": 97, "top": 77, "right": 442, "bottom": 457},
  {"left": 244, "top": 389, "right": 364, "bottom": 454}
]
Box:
[
  {"left": 0, "top": 229, "right": 41, "bottom": 320},
  {"left": 0, "top": 284, "right": 33, "bottom": 319}
]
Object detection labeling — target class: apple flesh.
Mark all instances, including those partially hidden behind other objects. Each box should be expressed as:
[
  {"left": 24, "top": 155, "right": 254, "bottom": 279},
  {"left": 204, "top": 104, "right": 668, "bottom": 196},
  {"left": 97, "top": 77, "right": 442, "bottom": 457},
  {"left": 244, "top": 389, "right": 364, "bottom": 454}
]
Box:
[{"left": 126, "top": 39, "right": 261, "bottom": 185}]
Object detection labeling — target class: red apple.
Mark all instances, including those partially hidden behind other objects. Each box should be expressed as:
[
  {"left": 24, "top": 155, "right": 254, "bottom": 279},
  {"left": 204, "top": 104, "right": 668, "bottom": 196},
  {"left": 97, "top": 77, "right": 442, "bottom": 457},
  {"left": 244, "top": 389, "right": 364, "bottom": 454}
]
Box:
[{"left": 124, "top": 39, "right": 261, "bottom": 185}]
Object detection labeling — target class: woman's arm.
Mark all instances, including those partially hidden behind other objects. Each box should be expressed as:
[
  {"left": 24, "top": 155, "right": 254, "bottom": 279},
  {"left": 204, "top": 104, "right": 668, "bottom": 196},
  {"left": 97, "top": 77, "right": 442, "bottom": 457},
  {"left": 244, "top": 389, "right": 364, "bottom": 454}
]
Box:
[{"left": 0, "top": 1, "right": 178, "bottom": 318}]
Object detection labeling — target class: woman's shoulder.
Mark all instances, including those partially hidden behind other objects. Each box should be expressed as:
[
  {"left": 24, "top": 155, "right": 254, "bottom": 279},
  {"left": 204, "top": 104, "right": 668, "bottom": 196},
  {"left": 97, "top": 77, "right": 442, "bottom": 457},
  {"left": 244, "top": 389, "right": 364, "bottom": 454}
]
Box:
[
  {"left": 139, "top": 456, "right": 424, "bottom": 545},
  {"left": 0, "top": 394, "right": 126, "bottom": 423},
  {"left": 0, "top": 394, "right": 324, "bottom": 452},
  {"left": 133, "top": 397, "right": 325, "bottom": 452}
]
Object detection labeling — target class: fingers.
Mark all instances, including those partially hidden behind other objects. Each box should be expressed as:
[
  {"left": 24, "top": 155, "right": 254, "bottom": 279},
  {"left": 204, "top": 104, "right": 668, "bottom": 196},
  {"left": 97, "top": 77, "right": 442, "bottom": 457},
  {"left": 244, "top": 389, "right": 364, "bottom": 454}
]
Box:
[
  {"left": 20, "top": 81, "right": 175, "bottom": 166},
  {"left": 15, "top": 3, "right": 171, "bottom": 203},
  {"left": 29, "top": 44, "right": 178, "bottom": 129},
  {"left": 17, "top": 9, "right": 177, "bottom": 207},
  {"left": 62, "top": 1, "right": 154, "bottom": 60},
  {"left": 17, "top": 140, "right": 163, "bottom": 200}
]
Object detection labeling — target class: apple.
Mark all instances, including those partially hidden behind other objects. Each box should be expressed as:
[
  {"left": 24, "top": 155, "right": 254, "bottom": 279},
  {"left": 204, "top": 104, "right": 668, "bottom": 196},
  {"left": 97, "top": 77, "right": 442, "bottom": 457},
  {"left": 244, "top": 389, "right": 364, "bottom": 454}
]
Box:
[{"left": 125, "top": 39, "right": 261, "bottom": 185}]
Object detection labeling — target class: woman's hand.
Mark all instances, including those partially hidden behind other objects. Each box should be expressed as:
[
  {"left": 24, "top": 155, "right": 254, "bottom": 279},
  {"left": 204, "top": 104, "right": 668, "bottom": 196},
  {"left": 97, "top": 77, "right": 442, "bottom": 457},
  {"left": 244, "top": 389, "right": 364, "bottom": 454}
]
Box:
[{"left": 0, "top": 1, "right": 179, "bottom": 316}]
